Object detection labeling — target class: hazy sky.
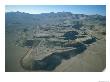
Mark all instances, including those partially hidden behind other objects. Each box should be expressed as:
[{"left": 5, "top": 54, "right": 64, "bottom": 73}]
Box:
[{"left": 5, "top": 5, "right": 106, "bottom": 16}]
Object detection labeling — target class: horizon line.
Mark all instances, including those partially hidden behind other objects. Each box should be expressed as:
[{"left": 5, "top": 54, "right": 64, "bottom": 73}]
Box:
[{"left": 5, "top": 11, "right": 106, "bottom": 16}]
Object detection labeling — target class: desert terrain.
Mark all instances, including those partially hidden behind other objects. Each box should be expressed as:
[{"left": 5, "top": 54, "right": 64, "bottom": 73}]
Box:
[{"left": 5, "top": 11, "right": 106, "bottom": 72}]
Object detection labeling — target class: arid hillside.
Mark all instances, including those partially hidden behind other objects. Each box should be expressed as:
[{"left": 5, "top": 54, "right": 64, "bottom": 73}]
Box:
[{"left": 5, "top": 12, "right": 106, "bottom": 72}]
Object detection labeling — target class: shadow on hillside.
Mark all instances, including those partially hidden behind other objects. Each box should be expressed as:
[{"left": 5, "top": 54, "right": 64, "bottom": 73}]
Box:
[{"left": 32, "top": 43, "right": 87, "bottom": 71}]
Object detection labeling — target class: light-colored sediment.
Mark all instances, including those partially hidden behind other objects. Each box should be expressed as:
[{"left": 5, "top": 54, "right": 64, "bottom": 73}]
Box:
[{"left": 54, "top": 38, "right": 105, "bottom": 72}]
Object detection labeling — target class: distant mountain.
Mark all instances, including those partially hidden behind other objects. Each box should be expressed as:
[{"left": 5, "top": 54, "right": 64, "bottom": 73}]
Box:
[{"left": 5, "top": 11, "right": 106, "bottom": 28}]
